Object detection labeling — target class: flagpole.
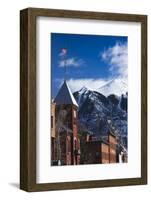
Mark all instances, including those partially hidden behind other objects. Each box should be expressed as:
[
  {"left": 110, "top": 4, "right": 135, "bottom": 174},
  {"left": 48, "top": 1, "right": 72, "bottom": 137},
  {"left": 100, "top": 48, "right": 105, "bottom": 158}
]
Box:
[
  {"left": 60, "top": 48, "right": 67, "bottom": 81},
  {"left": 63, "top": 49, "right": 67, "bottom": 81},
  {"left": 64, "top": 58, "right": 67, "bottom": 81}
]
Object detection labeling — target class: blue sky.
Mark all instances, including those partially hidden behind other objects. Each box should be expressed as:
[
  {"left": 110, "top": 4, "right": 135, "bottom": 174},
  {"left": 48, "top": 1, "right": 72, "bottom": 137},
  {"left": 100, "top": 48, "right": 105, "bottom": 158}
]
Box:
[{"left": 51, "top": 33, "right": 128, "bottom": 98}]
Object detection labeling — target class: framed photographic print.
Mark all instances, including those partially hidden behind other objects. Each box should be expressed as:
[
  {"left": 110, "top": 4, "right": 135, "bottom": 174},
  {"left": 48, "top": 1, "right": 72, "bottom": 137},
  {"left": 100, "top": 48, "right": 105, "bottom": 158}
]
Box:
[{"left": 20, "top": 8, "right": 147, "bottom": 191}]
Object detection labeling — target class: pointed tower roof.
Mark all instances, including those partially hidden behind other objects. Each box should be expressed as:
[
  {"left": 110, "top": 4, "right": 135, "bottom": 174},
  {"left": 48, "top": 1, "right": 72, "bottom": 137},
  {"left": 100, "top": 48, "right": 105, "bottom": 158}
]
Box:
[{"left": 54, "top": 81, "right": 78, "bottom": 107}]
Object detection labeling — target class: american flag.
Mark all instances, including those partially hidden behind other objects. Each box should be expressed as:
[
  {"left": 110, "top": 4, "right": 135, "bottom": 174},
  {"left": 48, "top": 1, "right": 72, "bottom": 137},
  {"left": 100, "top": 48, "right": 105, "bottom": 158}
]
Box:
[{"left": 60, "top": 48, "right": 67, "bottom": 56}]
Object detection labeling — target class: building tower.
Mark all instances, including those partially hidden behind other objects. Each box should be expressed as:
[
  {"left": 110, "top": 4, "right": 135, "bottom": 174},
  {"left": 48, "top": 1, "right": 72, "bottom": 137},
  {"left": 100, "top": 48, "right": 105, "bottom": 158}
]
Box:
[{"left": 52, "top": 80, "right": 80, "bottom": 165}]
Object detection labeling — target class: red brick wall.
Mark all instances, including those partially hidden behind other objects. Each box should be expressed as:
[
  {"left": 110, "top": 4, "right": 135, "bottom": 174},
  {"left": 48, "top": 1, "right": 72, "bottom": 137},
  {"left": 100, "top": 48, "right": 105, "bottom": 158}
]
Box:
[
  {"left": 51, "top": 103, "right": 56, "bottom": 138},
  {"left": 86, "top": 142, "right": 101, "bottom": 164},
  {"left": 51, "top": 104, "right": 80, "bottom": 166},
  {"left": 66, "top": 136, "right": 71, "bottom": 165},
  {"left": 101, "top": 143, "right": 109, "bottom": 164},
  {"left": 108, "top": 134, "right": 117, "bottom": 163},
  {"left": 72, "top": 105, "right": 80, "bottom": 165}
]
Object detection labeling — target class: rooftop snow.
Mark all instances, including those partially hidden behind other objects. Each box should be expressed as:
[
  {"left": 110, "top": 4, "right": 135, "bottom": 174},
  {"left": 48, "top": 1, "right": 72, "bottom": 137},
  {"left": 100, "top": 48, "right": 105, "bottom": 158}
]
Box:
[{"left": 54, "top": 81, "right": 78, "bottom": 107}]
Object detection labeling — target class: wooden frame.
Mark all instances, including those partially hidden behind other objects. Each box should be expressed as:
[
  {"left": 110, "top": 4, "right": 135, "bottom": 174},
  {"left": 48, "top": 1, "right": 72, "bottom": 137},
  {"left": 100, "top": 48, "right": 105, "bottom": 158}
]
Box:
[{"left": 20, "top": 7, "right": 147, "bottom": 192}]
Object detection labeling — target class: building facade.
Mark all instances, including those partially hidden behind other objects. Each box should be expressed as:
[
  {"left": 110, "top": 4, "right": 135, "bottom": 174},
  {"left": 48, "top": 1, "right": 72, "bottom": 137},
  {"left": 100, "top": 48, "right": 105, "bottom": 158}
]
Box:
[
  {"left": 51, "top": 102, "right": 56, "bottom": 163},
  {"left": 51, "top": 81, "right": 80, "bottom": 166},
  {"left": 108, "top": 132, "right": 117, "bottom": 163},
  {"left": 84, "top": 140, "right": 110, "bottom": 164},
  {"left": 84, "top": 131, "right": 119, "bottom": 164}
]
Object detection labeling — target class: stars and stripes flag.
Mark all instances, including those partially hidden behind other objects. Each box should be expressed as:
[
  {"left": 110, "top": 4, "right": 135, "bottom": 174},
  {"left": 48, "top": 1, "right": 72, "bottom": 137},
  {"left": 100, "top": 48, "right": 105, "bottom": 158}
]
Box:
[{"left": 60, "top": 48, "right": 67, "bottom": 56}]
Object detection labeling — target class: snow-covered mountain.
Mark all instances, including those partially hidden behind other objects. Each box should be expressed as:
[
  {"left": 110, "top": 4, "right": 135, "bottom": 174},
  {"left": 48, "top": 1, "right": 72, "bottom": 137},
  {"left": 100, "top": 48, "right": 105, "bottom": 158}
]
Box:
[
  {"left": 97, "top": 79, "right": 128, "bottom": 96},
  {"left": 73, "top": 86, "right": 128, "bottom": 147}
]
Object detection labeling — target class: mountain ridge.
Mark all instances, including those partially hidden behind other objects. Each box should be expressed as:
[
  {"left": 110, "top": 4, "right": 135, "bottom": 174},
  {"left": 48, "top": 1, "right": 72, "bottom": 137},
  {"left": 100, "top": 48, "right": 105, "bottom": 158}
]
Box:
[
  {"left": 73, "top": 86, "right": 128, "bottom": 148},
  {"left": 97, "top": 78, "right": 127, "bottom": 96}
]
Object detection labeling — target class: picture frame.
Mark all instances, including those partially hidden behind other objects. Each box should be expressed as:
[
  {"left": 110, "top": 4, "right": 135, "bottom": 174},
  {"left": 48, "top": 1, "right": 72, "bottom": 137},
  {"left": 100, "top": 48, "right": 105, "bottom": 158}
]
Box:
[{"left": 20, "top": 7, "right": 147, "bottom": 192}]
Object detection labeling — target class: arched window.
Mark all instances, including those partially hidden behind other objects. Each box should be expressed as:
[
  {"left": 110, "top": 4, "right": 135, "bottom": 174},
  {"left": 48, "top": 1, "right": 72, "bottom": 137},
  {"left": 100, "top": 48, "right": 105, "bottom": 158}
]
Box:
[
  {"left": 66, "top": 136, "right": 71, "bottom": 153},
  {"left": 73, "top": 109, "right": 76, "bottom": 118}
]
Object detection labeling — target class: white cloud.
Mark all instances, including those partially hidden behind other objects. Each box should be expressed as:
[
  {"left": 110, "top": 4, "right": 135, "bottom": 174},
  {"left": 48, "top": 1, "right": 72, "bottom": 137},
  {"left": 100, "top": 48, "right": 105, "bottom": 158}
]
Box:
[
  {"left": 100, "top": 42, "right": 128, "bottom": 80},
  {"left": 55, "top": 77, "right": 127, "bottom": 96},
  {"left": 67, "top": 78, "right": 107, "bottom": 93},
  {"left": 98, "top": 78, "right": 128, "bottom": 96},
  {"left": 59, "top": 57, "right": 84, "bottom": 67}
]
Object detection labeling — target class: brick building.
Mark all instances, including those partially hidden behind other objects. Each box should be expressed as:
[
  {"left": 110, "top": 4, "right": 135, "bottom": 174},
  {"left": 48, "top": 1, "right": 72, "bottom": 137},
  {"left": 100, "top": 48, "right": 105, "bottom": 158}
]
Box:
[
  {"left": 84, "top": 131, "right": 118, "bottom": 164},
  {"left": 108, "top": 132, "right": 117, "bottom": 163},
  {"left": 84, "top": 140, "right": 110, "bottom": 164},
  {"left": 51, "top": 102, "right": 56, "bottom": 162},
  {"left": 51, "top": 81, "right": 80, "bottom": 166}
]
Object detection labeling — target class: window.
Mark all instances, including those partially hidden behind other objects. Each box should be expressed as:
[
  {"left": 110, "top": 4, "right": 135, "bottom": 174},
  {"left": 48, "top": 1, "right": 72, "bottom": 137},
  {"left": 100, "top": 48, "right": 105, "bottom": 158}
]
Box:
[
  {"left": 73, "top": 110, "right": 76, "bottom": 118},
  {"left": 74, "top": 139, "right": 77, "bottom": 149},
  {"left": 51, "top": 116, "right": 53, "bottom": 128}
]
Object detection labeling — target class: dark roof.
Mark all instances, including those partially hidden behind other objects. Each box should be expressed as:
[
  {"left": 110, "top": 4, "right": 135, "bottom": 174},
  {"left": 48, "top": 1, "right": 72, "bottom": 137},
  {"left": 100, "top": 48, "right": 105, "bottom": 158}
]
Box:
[
  {"left": 86, "top": 136, "right": 109, "bottom": 145},
  {"left": 54, "top": 81, "right": 78, "bottom": 107}
]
